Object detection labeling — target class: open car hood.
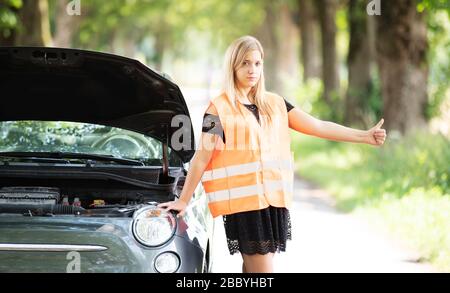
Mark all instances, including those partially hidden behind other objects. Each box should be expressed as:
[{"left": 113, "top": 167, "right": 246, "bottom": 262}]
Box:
[{"left": 0, "top": 47, "right": 195, "bottom": 162}]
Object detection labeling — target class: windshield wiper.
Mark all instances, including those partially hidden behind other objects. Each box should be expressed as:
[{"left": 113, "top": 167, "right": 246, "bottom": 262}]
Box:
[{"left": 0, "top": 152, "right": 144, "bottom": 166}]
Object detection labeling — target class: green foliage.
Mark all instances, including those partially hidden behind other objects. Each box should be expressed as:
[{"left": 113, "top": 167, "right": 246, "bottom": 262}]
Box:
[
  {"left": 291, "top": 78, "right": 347, "bottom": 123},
  {"left": 291, "top": 130, "right": 450, "bottom": 271},
  {"left": 418, "top": 0, "right": 450, "bottom": 122},
  {"left": 291, "top": 78, "right": 324, "bottom": 117},
  {"left": 70, "top": 0, "right": 265, "bottom": 61},
  {"left": 187, "top": 0, "right": 264, "bottom": 47},
  {"left": 366, "top": 70, "right": 383, "bottom": 122},
  {"left": 0, "top": 0, "right": 22, "bottom": 38},
  {"left": 360, "top": 187, "right": 450, "bottom": 271},
  {"left": 426, "top": 11, "right": 450, "bottom": 119},
  {"left": 417, "top": 0, "right": 450, "bottom": 15},
  {"left": 293, "top": 130, "right": 450, "bottom": 208}
]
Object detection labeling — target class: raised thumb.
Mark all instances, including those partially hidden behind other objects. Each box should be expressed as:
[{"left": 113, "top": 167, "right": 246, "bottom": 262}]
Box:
[{"left": 375, "top": 118, "right": 384, "bottom": 129}]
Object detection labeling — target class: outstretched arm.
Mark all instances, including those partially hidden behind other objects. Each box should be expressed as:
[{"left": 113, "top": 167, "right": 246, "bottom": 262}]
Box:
[{"left": 287, "top": 107, "right": 386, "bottom": 146}]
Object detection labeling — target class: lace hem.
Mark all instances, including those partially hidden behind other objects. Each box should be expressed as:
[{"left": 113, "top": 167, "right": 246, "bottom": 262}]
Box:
[
  {"left": 226, "top": 236, "right": 292, "bottom": 255},
  {"left": 223, "top": 206, "right": 292, "bottom": 255}
]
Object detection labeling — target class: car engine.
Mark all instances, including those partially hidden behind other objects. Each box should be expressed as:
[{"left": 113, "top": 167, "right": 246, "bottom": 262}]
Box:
[
  {"left": 0, "top": 186, "right": 89, "bottom": 216},
  {"left": 0, "top": 186, "right": 60, "bottom": 205},
  {"left": 0, "top": 186, "right": 149, "bottom": 216}
]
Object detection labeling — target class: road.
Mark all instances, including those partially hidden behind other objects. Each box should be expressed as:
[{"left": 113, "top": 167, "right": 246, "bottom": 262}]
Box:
[
  {"left": 181, "top": 87, "right": 435, "bottom": 273},
  {"left": 210, "top": 176, "right": 435, "bottom": 273}
]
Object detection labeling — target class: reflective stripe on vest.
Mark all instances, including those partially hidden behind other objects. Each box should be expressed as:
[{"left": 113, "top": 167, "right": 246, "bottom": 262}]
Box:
[
  {"left": 205, "top": 179, "right": 294, "bottom": 203},
  {"left": 201, "top": 159, "right": 293, "bottom": 182}
]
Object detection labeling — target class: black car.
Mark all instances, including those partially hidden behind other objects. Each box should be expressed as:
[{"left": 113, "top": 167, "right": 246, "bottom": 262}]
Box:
[{"left": 0, "top": 47, "right": 213, "bottom": 273}]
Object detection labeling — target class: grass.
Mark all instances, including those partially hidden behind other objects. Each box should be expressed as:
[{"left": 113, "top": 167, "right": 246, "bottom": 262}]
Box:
[{"left": 291, "top": 129, "right": 450, "bottom": 272}]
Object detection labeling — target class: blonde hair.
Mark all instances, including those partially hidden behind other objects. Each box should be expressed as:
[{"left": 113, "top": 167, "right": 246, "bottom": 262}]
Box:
[{"left": 223, "top": 35, "right": 275, "bottom": 123}]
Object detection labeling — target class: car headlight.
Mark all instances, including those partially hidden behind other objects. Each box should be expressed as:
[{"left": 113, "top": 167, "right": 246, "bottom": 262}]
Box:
[
  {"left": 154, "top": 252, "right": 180, "bottom": 273},
  {"left": 132, "top": 205, "right": 177, "bottom": 247}
]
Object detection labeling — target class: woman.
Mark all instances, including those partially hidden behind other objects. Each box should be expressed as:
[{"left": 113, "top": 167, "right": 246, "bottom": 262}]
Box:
[{"left": 158, "top": 35, "right": 387, "bottom": 273}]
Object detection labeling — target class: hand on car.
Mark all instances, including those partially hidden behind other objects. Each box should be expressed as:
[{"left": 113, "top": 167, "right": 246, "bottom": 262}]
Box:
[{"left": 158, "top": 199, "right": 188, "bottom": 218}]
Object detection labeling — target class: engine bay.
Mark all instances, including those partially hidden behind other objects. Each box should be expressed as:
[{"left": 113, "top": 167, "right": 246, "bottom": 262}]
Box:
[{"left": 0, "top": 185, "right": 176, "bottom": 217}]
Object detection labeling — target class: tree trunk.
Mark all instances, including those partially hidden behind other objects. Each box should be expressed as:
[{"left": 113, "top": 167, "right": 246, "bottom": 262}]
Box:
[
  {"left": 254, "top": 1, "right": 282, "bottom": 94},
  {"left": 276, "top": 3, "right": 301, "bottom": 95},
  {"left": 15, "top": 0, "right": 52, "bottom": 46},
  {"left": 54, "top": 0, "right": 82, "bottom": 48},
  {"left": 376, "top": 0, "right": 428, "bottom": 134},
  {"left": 298, "top": 0, "right": 321, "bottom": 81},
  {"left": 255, "top": 1, "right": 300, "bottom": 97},
  {"left": 316, "top": 0, "right": 340, "bottom": 105},
  {"left": 153, "top": 30, "right": 166, "bottom": 72},
  {"left": 345, "top": 0, "right": 374, "bottom": 128}
]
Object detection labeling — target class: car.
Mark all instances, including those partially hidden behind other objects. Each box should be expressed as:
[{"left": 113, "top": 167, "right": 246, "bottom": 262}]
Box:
[{"left": 0, "top": 47, "right": 213, "bottom": 273}]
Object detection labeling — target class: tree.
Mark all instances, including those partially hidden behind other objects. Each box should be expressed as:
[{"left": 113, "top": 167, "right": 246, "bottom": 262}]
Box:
[
  {"left": 15, "top": 0, "right": 52, "bottom": 46},
  {"left": 376, "top": 0, "right": 428, "bottom": 134},
  {"left": 277, "top": 3, "right": 301, "bottom": 90},
  {"left": 298, "top": 0, "right": 321, "bottom": 81},
  {"left": 53, "top": 0, "right": 83, "bottom": 48},
  {"left": 73, "top": 0, "right": 175, "bottom": 67},
  {"left": 254, "top": 0, "right": 300, "bottom": 96},
  {"left": 72, "top": 0, "right": 265, "bottom": 70},
  {"left": 345, "top": 0, "right": 376, "bottom": 128},
  {"left": 255, "top": 1, "right": 281, "bottom": 93},
  {"left": 316, "top": 0, "right": 340, "bottom": 106}
]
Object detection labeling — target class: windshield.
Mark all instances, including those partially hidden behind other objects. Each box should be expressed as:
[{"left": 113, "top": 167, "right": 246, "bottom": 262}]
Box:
[{"left": 0, "top": 121, "right": 182, "bottom": 165}]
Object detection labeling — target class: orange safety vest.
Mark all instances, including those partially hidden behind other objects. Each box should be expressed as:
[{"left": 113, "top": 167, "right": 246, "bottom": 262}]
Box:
[{"left": 201, "top": 92, "right": 294, "bottom": 218}]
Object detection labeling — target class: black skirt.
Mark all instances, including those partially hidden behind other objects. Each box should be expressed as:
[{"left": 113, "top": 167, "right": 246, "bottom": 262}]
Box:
[{"left": 223, "top": 206, "right": 292, "bottom": 255}]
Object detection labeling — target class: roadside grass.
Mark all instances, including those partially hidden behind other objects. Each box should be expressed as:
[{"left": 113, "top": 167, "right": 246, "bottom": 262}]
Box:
[{"left": 291, "top": 129, "right": 450, "bottom": 272}]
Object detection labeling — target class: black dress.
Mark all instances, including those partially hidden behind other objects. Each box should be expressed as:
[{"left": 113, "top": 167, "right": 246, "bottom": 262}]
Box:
[{"left": 202, "top": 98, "right": 294, "bottom": 255}]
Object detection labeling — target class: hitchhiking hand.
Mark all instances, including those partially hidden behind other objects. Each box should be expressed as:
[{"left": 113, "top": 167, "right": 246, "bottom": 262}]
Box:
[{"left": 366, "top": 118, "right": 387, "bottom": 146}]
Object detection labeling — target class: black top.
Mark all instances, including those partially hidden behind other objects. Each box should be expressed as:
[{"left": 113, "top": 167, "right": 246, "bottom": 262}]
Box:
[{"left": 202, "top": 98, "right": 294, "bottom": 143}]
